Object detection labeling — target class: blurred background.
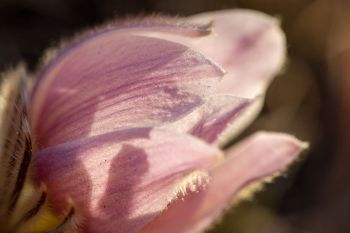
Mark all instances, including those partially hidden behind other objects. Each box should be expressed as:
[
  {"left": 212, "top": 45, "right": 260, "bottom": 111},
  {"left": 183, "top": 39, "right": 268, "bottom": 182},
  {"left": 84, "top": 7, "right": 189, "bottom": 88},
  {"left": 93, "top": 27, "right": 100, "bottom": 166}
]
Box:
[{"left": 0, "top": 0, "right": 349, "bottom": 232}]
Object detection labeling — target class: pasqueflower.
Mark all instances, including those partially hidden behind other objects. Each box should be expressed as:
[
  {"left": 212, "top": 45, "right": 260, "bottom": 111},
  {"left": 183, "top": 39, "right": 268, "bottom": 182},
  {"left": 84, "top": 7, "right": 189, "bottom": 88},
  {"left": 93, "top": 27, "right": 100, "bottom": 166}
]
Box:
[{"left": 0, "top": 9, "right": 306, "bottom": 233}]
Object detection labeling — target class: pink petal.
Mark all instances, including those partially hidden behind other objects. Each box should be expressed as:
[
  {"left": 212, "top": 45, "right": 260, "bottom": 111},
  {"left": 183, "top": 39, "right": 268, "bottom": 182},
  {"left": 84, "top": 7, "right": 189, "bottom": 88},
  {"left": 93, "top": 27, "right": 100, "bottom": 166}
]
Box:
[
  {"left": 160, "top": 95, "right": 263, "bottom": 145},
  {"left": 30, "top": 34, "right": 224, "bottom": 148},
  {"left": 33, "top": 128, "right": 223, "bottom": 233},
  {"left": 140, "top": 132, "right": 306, "bottom": 233},
  {"left": 30, "top": 16, "right": 214, "bottom": 104},
  {"left": 139, "top": 9, "right": 286, "bottom": 98},
  {"left": 30, "top": 16, "right": 215, "bottom": 102}
]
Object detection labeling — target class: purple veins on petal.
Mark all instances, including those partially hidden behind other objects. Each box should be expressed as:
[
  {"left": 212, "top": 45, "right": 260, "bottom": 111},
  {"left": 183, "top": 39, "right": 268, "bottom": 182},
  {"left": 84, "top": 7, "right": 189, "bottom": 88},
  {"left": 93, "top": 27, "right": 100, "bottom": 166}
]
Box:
[
  {"left": 161, "top": 95, "right": 264, "bottom": 145},
  {"left": 31, "top": 16, "right": 214, "bottom": 102},
  {"left": 30, "top": 34, "right": 224, "bottom": 148}
]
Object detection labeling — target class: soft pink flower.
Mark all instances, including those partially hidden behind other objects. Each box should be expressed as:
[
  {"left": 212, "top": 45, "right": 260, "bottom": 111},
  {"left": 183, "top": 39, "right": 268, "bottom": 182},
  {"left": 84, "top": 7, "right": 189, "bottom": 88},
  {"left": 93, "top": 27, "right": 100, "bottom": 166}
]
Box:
[{"left": 27, "top": 9, "right": 305, "bottom": 233}]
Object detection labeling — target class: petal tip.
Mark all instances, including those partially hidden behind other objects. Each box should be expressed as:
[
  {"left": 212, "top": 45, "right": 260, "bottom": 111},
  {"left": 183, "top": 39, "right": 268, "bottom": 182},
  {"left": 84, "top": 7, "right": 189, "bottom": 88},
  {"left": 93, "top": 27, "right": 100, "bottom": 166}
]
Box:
[{"left": 251, "top": 131, "right": 308, "bottom": 163}]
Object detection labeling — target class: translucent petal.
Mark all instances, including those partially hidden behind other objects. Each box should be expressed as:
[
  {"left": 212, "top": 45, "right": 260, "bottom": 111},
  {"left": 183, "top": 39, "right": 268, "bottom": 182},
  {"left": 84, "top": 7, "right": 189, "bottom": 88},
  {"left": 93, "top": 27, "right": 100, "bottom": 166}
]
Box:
[
  {"left": 140, "top": 132, "right": 306, "bottom": 233},
  {"left": 33, "top": 128, "right": 223, "bottom": 233}
]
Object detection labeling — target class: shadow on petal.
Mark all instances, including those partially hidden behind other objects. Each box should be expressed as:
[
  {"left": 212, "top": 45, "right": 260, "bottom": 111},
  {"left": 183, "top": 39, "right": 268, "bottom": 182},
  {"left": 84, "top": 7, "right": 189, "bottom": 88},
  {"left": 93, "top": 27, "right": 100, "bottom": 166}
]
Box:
[{"left": 86, "top": 144, "right": 155, "bottom": 233}]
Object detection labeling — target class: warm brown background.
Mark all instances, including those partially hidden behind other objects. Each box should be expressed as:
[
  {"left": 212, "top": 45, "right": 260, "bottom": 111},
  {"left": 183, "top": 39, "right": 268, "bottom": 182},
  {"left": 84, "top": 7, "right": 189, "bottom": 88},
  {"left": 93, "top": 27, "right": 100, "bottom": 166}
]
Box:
[{"left": 1, "top": 0, "right": 349, "bottom": 232}]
